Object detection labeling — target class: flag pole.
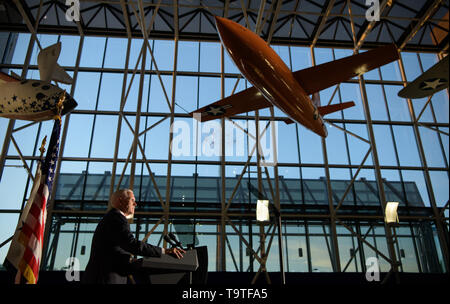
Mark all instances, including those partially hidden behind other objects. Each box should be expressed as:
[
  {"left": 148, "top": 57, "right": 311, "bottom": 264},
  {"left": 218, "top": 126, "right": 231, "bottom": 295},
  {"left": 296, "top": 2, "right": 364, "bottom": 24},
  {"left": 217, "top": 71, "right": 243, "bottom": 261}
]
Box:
[
  {"left": 40, "top": 90, "right": 66, "bottom": 272},
  {"left": 54, "top": 90, "right": 66, "bottom": 121},
  {"left": 39, "top": 136, "right": 47, "bottom": 156}
]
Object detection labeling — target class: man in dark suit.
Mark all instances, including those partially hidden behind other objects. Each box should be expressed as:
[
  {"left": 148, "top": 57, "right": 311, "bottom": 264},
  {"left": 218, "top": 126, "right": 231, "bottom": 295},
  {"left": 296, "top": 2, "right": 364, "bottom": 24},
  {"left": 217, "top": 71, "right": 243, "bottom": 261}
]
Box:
[{"left": 82, "top": 189, "right": 184, "bottom": 284}]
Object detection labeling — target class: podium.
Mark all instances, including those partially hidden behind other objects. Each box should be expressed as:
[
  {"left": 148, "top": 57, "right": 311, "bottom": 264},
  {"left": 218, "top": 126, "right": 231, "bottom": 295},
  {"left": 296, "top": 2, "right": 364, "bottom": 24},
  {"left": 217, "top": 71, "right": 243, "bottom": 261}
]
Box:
[{"left": 133, "top": 246, "right": 208, "bottom": 284}]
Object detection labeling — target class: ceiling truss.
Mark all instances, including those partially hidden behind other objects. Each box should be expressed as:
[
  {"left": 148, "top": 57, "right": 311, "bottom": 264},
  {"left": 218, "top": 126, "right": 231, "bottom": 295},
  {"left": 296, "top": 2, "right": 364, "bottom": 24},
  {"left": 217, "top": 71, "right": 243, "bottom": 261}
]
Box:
[{"left": 0, "top": 0, "right": 448, "bottom": 52}]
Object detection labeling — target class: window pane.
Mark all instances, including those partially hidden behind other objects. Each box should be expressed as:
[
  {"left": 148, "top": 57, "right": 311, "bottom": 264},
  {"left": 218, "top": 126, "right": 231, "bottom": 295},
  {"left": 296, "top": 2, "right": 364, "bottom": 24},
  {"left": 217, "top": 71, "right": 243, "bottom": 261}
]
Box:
[
  {"left": 153, "top": 40, "right": 174, "bottom": 71},
  {"left": 104, "top": 38, "right": 127, "bottom": 69},
  {"left": 177, "top": 41, "right": 199, "bottom": 72},
  {"left": 11, "top": 33, "right": 31, "bottom": 64},
  {"left": 98, "top": 73, "right": 123, "bottom": 111},
  {"left": 0, "top": 213, "right": 20, "bottom": 270},
  {"left": 402, "top": 170, "right": 430, "bottom": 207},
  {"left": 64, "top": 114, "right": 93, "bottom": 157},
  {"left": 385, "top": 85, "right": 411, "bottom": 121},
  {"left": 90, "top": 115, "right": 118, "bottom": 158},
  {"left": 325, "top": 123, "right": 349, "bottom": 165},
  {"left": 393, "top": 126, "right": 421, "bottom": 166},
  {"left": 429, "top": 171, "right": 449, "bottom": 207},
  {"left": 374, "top": 125, "right": 397, "bottom": 166},
  {"left": 80, "top": 37, "right": 106, "bottom": 67},
  {"left": 200, "top": 42, "right": 220, "bottom": 73},
  {"left": 298, "top": 127, "right": 323, "bottom": 164},
  {"left": 419, "top": 126, "right": 446, "bottom": 167}
]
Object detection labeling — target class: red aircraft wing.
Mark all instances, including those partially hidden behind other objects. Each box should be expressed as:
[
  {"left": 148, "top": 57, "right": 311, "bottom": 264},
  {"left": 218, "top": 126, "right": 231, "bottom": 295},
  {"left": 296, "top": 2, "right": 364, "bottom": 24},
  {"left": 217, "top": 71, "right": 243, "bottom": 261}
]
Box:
[
  {"left": 293, "top": 44, "right": 399, "bottom": 95},
  {"left": 318, "top": 101, "right": 355, "bottom": 116},
  {"left": 190, "top": 86, "right": 272, "bottom": 122}
]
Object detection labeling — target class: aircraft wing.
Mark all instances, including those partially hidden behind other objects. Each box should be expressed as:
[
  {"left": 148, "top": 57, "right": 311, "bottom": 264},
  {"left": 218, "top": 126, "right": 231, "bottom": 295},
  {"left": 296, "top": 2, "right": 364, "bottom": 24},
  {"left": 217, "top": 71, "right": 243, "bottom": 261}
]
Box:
[
  {"left": 398, "top": 55, "right": 448, "bottom": 99},
  {"left": 293, "top": 44, "right": 399, "bottom": 95},
  {"left": 190, "top": 86, "right": 272, "bottom": 122}
]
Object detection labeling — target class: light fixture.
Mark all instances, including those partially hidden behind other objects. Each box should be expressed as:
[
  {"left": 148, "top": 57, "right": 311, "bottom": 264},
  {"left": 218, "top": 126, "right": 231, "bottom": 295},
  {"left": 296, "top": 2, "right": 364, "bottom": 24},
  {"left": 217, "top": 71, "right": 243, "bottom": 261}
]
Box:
[
  {"left": 385, "top": 201, "right": 399, "bottom": 225},
  {"left": 256, "top": 199, "right": 270, "bottom": 222}
]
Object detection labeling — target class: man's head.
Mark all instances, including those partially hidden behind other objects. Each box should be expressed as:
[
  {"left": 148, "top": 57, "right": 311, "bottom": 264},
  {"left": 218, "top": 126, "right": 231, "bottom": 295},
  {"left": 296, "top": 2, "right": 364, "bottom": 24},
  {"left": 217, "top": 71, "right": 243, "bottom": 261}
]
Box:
[{"left": 110, "top": 189, "right": 136, "bottom": 217}]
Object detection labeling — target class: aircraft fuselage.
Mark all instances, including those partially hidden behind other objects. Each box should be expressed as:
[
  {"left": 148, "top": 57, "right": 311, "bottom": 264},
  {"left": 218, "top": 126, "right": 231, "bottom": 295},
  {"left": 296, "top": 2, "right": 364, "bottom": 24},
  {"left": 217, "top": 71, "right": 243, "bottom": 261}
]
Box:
[
  {"left": 0, "top": 79, "right": 77, "bottom": 121},
  {"left": 215, "top": 16, "right": 327, "bottom": 137}
]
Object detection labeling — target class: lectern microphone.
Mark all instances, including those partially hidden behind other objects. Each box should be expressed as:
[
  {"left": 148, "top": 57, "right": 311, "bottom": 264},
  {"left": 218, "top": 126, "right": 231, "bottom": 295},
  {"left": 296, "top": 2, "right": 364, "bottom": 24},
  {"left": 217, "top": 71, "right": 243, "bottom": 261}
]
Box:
[
  {"left": 168, "top": 232, "right": 183, "bottom": 249},
  {"left": 163, "top": 234, "right": 177, "bottom": 248}
]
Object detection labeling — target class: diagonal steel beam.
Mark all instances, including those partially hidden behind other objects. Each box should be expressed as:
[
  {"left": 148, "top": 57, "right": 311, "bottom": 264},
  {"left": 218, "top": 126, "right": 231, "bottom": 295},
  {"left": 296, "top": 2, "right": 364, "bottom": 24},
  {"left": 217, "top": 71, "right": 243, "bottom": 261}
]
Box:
[
  {"left": 13, "top": 0, "right": 42, "bottom": 49},
  {"left": 130, "top": 0, "right": 173, "bottom": 113},
  {"left": 311, "top": 0, "right": 336, "bottom": 47},
  {"left": 120, "top": 114, "right": 166, "bottom": 210},
  {"left": 226, "top": 215, "right": 264, "bottom": 265},
  {"left": 334, "top": 147, "right": 372, "bottom": 213},
  {"left": 17, "top": 0, "right": 36, "bottom": 28},
  {"left": 266, "top": 0, "right": 283, "bottom": 44},
  {"left": 238, "top": 0, "right": 251, "bottom": 28},
  {"left": 337, "top": 219, "right": 392, "bottom": 263},
  {"left": 398, "top": 0, "right": 443, "bottom": 50},
  {"left": 354, "top": 0, "right": 392, "bottom": 51},
  {"left": 120, "top": 0, "right": 132, "bottom": 38},
  {"left": 255, "top": 0, "right": 266, "bottom": 35}
]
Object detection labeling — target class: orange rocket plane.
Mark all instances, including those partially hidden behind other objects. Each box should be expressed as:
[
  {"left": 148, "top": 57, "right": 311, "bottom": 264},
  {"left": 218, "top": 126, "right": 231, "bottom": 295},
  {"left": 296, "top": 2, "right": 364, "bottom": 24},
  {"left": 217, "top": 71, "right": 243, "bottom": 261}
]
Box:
[{"left": 191, "top": 16, "right": 399, "bottom": 137}]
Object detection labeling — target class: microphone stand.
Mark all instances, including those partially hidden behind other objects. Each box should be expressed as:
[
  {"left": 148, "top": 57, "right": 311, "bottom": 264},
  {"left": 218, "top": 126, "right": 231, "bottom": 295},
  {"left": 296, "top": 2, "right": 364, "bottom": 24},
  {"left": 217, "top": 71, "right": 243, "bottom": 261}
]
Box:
[{"left": 272, "top": 205, "right": 286, "bottom": 285}]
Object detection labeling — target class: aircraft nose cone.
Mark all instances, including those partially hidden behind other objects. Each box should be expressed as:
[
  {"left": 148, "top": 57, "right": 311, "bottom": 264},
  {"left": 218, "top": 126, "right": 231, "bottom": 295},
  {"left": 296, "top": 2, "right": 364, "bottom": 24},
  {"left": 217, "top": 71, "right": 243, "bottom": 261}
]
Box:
[
  {"left": 214, "top": 16, "right": 243, "bottom": 54},
  {"left": 214, "top": 16, "right": 237, "bottom": 38},
  {"left": 214, "top": 16, "right": 228, "bottom": 35},
  {"left": 214, "top": 16, "right": 226, "bottom": 27},
  {"left": 61, "top": 94, "right": 78, "bottom": 116}
]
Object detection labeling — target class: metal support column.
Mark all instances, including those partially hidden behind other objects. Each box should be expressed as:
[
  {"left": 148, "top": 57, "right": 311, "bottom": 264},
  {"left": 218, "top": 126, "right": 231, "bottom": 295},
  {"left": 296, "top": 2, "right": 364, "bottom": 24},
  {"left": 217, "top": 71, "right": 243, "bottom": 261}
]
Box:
[
  {"left": 358, "top": 73, "right": 400, "bottom": 281},
  {"left": 110, "top": 37, "right": 132, "bottom": 197},
  {"left": 256, "top": 110, "right": 269, "bottom": 283},
  {"left": 163, "top": 36, "right": 179, "bottom": 246},
  {"left": 219, "top": 41, "right": 227, "bottom": 271},
  {"left": 269, "top": 106, "right": 286, "bottom": 284},
  {"left": 310, "top": 46, "right": 341, "bottom": 272}
]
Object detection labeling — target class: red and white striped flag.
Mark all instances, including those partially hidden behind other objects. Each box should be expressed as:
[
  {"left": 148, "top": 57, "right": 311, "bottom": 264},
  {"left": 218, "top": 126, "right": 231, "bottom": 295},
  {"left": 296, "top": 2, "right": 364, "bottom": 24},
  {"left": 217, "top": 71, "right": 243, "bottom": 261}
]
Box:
[{"left": 4, "top": 118, "right": 61, "bottom": 284}]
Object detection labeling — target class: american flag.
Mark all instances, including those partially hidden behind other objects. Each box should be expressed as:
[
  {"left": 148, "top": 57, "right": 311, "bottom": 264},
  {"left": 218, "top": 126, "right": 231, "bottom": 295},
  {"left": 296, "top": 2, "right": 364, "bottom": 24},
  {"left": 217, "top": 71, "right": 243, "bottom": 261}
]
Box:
[{"left": 4, "top": 118, "right": 61, "bottom": 284}]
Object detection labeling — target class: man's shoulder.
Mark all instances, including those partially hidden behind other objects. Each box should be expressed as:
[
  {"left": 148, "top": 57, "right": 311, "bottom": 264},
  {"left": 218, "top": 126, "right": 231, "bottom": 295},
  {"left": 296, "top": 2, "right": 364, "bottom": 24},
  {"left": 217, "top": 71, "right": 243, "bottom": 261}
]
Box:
[{"left": 103, "top": 208, "right": 127, "bottom": 224}]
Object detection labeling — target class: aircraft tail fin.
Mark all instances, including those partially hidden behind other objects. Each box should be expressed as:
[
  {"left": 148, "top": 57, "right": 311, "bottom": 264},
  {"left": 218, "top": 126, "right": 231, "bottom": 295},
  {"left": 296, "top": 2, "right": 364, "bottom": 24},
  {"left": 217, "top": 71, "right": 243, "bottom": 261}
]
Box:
[
  {"left": 51, "top": 63, "right": 73, "bottom": 84},
  {"left": 318, "top": 101, "right": 355, "bottom": 116},
  {"left": 38, "top": 42, "right": 73, "bottom": 84}
]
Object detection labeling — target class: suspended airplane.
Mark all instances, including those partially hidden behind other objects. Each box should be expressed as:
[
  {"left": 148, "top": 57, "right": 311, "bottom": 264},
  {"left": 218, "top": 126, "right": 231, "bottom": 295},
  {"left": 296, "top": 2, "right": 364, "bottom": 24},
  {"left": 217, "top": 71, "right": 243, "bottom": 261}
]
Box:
[
  {"left": 0, "top": 42, "right": 77, "bottom": 121},
  {"left": 191, "top": 16, "right": 400, "bottom": 137},
  {"left": 398, "top": 55, "right": 448, "bottom": 99}
]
